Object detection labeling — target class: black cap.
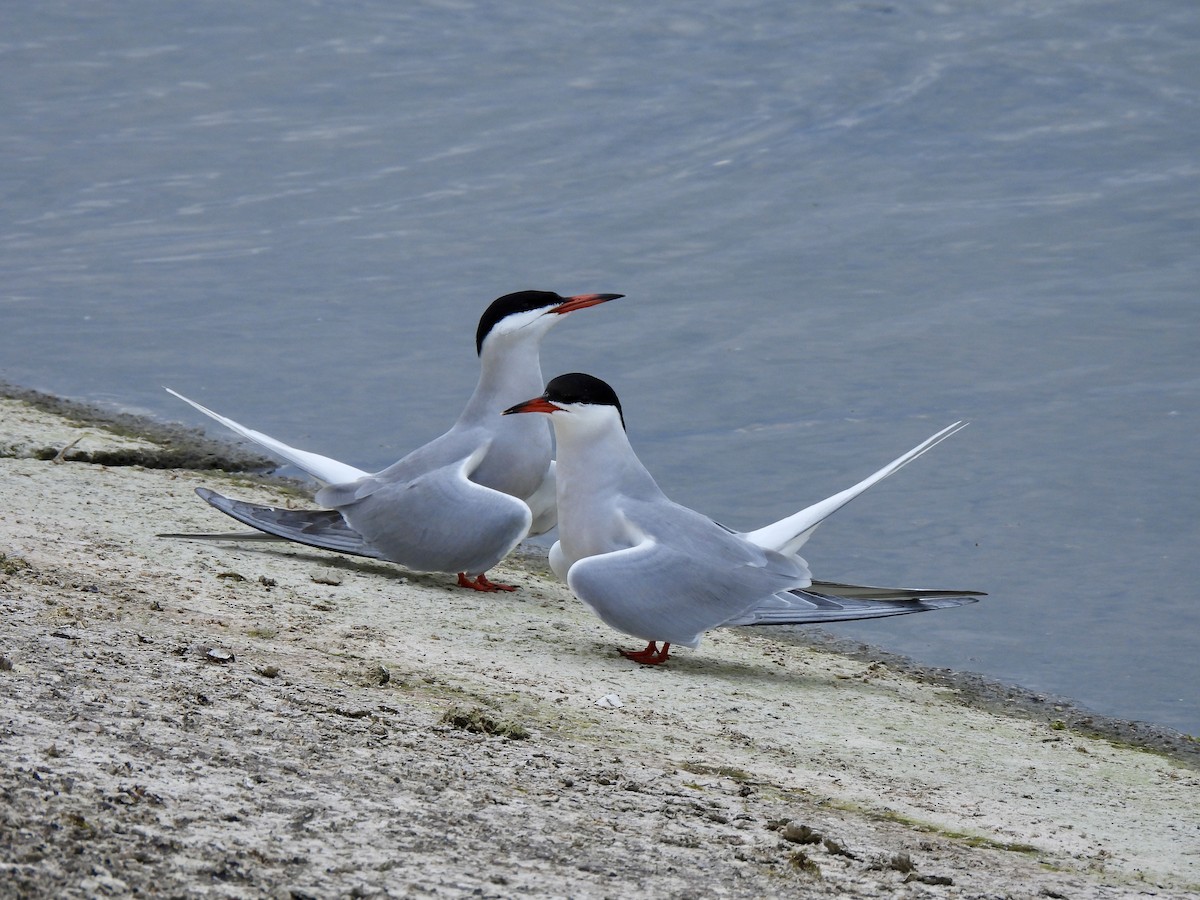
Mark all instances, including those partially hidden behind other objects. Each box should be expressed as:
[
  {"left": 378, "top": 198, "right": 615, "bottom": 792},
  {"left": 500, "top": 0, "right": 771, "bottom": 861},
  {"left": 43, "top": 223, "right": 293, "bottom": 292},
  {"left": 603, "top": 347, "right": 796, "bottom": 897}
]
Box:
[
  {"left": 544, "top": 372, "right": 625, "bottom": 430},
  {"left": 475, "top": 291, "right": 565, "bottom": 355}
]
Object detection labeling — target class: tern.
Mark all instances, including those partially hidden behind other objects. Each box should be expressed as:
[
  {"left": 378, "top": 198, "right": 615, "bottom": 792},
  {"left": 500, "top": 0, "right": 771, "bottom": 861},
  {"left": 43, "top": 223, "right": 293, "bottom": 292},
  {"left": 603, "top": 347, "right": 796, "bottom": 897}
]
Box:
[
  {"left": 164, "top": 291, "right": 622, "bottom": 590},
  {"left": 504, "top": 373, "right": 983, "bottom": 664}
]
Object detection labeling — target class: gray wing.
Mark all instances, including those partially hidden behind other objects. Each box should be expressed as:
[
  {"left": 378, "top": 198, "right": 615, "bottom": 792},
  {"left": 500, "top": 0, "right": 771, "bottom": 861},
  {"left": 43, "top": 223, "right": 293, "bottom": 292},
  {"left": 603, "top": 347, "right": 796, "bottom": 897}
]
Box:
[
  {"left": 180, "top": 487, "right": 387, "bottom": 559},
  {"left": 722, "top": 584, "right": 981, "bottom": 627},
  {"left": 316, "top": 421, "right": 553, "bottom": 536},
  {"left": 315, "top": 426, "right": 485, "bottom": 508},
  {"left": 337, "top": 447, "right": 533, "bottom": 576},
  {"left": 566, "top": 501, "right": 810, "bottom": 648}
]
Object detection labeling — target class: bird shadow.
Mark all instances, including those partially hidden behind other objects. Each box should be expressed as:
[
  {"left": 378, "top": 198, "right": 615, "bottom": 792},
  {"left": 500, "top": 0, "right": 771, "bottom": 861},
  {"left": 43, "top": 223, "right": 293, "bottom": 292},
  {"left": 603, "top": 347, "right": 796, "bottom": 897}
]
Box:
[
  {"left": 191, "top": 541, "right": 550, "bottom": 598},
  {"left": 199, "top": 543, "right": 448, "bottom": 589},
  {"left": 581, "top": 636, "right": 860, "bottom": 692}
]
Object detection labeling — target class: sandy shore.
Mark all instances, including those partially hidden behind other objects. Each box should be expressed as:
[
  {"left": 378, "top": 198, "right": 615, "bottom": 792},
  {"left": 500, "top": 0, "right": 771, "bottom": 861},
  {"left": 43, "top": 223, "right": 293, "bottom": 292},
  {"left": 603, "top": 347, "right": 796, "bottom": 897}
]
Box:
[{"left": 1, "top": 387, "right": 1197, "bottom": 899}]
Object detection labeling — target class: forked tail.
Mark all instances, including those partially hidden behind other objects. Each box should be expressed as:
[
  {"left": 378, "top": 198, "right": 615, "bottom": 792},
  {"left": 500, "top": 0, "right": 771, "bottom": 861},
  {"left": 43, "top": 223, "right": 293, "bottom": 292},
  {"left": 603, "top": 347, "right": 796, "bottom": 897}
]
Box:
[
  {"left": 742, "top": 421, "right": 969, "bottom": 557},
  {"left": 724, "top": 583, "right": 982, "bottom": 627},
  {"left": 164, "top": 388, "right": 369, "bottom": 485}
]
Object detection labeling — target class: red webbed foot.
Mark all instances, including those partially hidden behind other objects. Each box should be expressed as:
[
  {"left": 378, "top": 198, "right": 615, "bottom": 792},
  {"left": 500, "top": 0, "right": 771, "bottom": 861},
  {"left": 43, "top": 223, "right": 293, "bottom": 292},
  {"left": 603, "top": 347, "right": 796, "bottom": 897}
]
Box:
[
  {"left": 619, "top": 641, "right": 672, "bottom": 665},
  {"left": 456, "top": 572, "right": 518, "bottom": 592}
]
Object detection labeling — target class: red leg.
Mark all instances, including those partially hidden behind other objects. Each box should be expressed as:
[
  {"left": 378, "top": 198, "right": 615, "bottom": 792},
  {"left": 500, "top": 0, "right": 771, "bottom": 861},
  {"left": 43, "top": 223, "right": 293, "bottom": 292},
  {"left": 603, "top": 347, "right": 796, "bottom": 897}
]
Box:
[
  {"left": 619, "top": 641, "right": 672, "bottom": 665},
  {"left": 456, "top": 572, "right": 518, "bottom": 592},
  {"left": 619, "top": 641, "right": 657, "bottom": 662},
  {"left": 475, "top": 573, "right": 517, "bottom": 592}
]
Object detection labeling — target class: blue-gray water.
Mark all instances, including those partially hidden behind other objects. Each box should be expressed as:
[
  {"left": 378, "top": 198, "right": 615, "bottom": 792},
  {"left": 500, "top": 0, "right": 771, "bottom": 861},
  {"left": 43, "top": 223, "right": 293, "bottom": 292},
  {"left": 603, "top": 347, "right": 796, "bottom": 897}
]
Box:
[{"left": 3, "top": 1, "right": 1197, "bottom": 734}]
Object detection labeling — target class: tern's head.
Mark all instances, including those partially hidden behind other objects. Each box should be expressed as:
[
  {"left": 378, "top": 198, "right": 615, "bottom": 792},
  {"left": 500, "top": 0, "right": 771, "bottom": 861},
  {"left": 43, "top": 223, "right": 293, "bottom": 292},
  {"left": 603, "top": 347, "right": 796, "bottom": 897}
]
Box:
[
  {"left": 503, "top": 372, "right": 626, "bottom": 431},
  {"left": 475, "top": 290, "right": 623, "bottom": 356}
]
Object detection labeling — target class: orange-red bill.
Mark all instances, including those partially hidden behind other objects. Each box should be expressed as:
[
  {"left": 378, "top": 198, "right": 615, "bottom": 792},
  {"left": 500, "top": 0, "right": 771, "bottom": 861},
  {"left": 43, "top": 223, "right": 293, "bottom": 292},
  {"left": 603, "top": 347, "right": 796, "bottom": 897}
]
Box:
[
  {"left": 503, "top": 397, "right": 563, "bottom": 416},
  {"left": 551, "top": 292, "right": 624, "bottom": 315}
]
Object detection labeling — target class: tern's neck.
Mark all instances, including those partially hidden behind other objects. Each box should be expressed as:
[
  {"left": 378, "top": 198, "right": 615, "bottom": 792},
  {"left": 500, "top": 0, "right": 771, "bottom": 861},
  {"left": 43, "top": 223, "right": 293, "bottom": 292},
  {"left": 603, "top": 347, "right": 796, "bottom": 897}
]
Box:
[
  {"left": 552, "top": 418, "right": 664, "bottom": 502},
  {"left": 460, "top": 338, "right": 545, "bottom": 422}
]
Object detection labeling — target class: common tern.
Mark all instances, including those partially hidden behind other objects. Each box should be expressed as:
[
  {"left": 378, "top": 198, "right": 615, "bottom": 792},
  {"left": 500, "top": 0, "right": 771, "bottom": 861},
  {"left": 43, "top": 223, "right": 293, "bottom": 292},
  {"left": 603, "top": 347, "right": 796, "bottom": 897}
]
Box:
[
  {"left": 504, "top": 373, "right": 982, "bottom": 664},
  {"left": 164, "top": 291, "right": 622, "bottom": 590}
]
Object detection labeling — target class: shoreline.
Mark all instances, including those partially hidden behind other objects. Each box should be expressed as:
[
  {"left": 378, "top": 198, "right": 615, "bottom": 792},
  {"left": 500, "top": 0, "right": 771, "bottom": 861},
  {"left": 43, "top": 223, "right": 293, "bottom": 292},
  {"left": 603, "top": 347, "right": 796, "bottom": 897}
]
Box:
[
  {"left": 6, "top": 379, "right": 1194, "bottom": 764},
  {"left": 2, "top": 384, "right": 1198, "bottom": 897}
]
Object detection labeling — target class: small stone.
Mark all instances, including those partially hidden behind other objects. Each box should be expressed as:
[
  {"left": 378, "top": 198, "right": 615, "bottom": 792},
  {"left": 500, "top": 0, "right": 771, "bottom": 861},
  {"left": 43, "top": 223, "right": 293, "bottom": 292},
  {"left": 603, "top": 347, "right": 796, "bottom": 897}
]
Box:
[
  {"left": 781, "top": 822, "right": 822, "bottom": 845},
  {"left": 363, "top": 664, "right": 390, "bottom": 686},
  {"left": 255, "top": 665, "right": 280, "bottom": 678},
  {"left": 822, "top": 836, "right": 857, "bottom": 859},
  {"left": 905, "top": 874, "right": 953, "bottom": 886}
]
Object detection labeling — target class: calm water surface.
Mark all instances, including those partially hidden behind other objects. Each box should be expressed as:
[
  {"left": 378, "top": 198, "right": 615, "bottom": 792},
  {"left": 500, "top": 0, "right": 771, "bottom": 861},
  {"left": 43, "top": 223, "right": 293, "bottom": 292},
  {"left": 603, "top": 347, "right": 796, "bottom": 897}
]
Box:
[{"left": 3, "top": 1, "right": 1198, "bottom": 732}]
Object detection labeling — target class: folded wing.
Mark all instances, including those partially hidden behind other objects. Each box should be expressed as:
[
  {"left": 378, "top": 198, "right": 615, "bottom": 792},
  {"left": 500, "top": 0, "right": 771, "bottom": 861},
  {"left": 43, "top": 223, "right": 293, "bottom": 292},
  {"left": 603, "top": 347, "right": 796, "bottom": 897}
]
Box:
[{"left": 566, "top": 505, "right": 811, "bottom": 648}]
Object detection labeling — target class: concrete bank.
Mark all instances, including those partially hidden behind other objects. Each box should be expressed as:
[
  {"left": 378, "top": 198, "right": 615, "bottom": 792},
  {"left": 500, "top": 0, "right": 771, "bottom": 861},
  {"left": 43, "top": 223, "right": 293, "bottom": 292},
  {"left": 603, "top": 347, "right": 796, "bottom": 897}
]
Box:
[{"left": 1, "top": 389, "right": 1197, "bottom": 898}]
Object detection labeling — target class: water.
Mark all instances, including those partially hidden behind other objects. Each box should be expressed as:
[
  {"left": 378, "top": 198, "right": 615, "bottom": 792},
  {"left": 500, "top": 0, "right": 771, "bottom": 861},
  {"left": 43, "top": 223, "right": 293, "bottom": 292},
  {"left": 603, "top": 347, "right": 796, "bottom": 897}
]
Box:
[{"left": 3, "top": 1, "right": 1197, "bottom": 733}]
